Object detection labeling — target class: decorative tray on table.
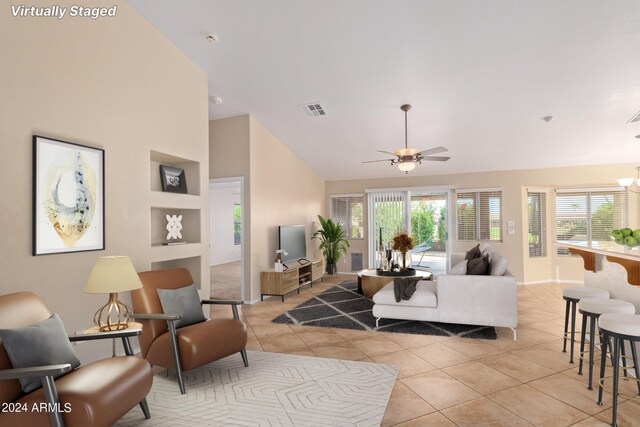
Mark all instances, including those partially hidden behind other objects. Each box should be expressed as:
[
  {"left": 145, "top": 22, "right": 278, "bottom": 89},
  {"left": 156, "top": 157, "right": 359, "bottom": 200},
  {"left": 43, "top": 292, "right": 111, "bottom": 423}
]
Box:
[{"left": 376, "top": 268, "right": 416, "bottom": 277}]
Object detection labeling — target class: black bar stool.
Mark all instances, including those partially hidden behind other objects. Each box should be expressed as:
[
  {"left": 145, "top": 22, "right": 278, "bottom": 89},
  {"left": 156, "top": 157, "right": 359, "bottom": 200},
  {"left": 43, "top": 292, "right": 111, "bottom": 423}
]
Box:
[
  {"left": 578, "top": 297, "right": 635, "bottom": 390},
  {"left": 562, "top": 286, "right": 609, "bottom": 363},
  {"left": 597, "top": 313, "right": 640, "bottom": 427}
]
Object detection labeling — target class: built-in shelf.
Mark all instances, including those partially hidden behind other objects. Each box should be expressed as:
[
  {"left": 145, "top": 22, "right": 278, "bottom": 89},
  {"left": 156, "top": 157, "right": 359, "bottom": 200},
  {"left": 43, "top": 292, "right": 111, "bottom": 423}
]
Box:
[
  {"left": 150, "top": 150, "right": 200, "bottom": 196},
  {"left": 152, "top": 256, "right": 202, "bottom": 290},
  {"left": 148, "top": 149, "right": 205, "bottom": 290},
  {"left": 150, "top": 207, "right": 201, "bottom": 246}
]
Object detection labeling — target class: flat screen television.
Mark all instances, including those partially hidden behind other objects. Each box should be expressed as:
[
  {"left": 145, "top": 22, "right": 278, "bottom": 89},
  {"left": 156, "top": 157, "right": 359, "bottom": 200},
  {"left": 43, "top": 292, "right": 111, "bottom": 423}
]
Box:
[{"left": 279, "top": 225, "right": 306, "bottom": 262}]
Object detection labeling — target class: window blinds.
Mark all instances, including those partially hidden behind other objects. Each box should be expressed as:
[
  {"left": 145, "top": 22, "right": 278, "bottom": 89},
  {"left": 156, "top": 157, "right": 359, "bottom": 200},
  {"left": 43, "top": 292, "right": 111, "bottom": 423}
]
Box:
[
  {"left": 456, "top": 190, "right": 502, "bottom": 241},
  {"left": 330, "top": 195, "right": 364, "bottom": 239},
  {"left": 367, "top": 191, "right": 408, "bottom": 266},
  {"left": 555, "top": 189, "right": 627, "bottom": 254},
  {"left": 527, "top": 192, "right": 546, "bottom": 257}
]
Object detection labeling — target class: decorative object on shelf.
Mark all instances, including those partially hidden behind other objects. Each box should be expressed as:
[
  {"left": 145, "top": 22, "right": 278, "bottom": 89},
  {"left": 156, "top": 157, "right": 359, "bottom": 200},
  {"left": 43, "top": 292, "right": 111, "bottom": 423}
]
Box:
[
  {"left": 392, "top": 233, "right": 414, "bottom": 270},
  {"left": 617, "top": 166, "right": 640, "bottom": 194},
  {"left": 83, "top": 256, "right": 143, "bottom": 332},
  {"left": 33, "top": 135, "right": 105, "bottom": 255},
  {"left": 166, "top": 214, "right": 183, "bottom": 240},
  {"left": 312, "top": 215, "right": 350, "bottom": 275},
  {"left": 274, "top": 249, "right": 287, "bottom": 272},
  {"left": 611, "top": 228, "right": 640, "bottom": 248},
  {"left": 362, "top": 104, "right": 451, "bottom": 174},
  {"left": 159, "top": 164, "right": 187, "bottom": 194}
]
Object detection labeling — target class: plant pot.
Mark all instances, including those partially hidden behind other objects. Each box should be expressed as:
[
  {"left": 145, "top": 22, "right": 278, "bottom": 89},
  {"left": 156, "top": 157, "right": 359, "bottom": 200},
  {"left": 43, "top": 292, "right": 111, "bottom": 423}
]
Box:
[{"left": 326, "top": 262, "right": 337, "bottom": 275}]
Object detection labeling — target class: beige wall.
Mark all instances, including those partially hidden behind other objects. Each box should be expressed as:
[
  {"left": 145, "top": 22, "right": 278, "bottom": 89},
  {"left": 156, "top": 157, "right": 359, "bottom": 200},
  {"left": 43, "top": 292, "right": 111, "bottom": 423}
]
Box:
[
  {"left": 326, "top": 164, "right": 639, "bottom": 283},
  {"left": 0, "top": 1, "right": 209, "bottom": 361},
  {"left": 209, "top": 115, "right": 325, "bottom": 301},
  {"left": 249, "top": 117, "right": 325, "bottom": 301}
]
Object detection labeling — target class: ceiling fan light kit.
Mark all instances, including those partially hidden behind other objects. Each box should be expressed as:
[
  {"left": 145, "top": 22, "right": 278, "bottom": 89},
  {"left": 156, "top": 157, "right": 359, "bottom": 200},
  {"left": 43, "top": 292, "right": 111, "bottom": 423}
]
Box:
[{"left": 363, "top": 104, "right": 450, "bottom": 174}]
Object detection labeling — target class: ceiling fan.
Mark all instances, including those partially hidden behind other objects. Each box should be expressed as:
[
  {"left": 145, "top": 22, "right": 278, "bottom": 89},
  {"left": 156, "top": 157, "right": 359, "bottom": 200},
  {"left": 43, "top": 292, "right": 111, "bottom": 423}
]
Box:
[{"left": 363, "top": 104, "right": 450, "bottom": 173}]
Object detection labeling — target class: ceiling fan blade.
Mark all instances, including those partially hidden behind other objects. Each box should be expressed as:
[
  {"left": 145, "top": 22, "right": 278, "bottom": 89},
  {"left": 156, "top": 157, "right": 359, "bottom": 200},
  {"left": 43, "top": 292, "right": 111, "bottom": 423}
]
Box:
[
  {"left": 417, "top": 146, "right": 448, "bottom": 156},
  {"left": 362, "top": 158, "right": 395, "bottom": 164},
  {"left": 422, "top": 156, "right": 451, "bottom": 162},
  {"left": 377, "top": 150, "right": 398, "bottom": 156}
]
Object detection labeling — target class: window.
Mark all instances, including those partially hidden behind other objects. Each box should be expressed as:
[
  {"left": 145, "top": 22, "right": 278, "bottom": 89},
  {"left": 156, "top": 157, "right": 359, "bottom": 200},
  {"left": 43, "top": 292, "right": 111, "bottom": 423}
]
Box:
[
  {"left": 456, "top": 190, "right": 502, "bottom": 241},
  {"left": 528, "top": 192, "right": 547, "bottom": 257},
  {"left": 330, "top": 195, "right": 364, "bottom": 239},
  {"left": 556, "top": 188, "right": 627, "bottom": 255},
  {"left": 233, "top": 203, "right": 241, "bottom": 245}
]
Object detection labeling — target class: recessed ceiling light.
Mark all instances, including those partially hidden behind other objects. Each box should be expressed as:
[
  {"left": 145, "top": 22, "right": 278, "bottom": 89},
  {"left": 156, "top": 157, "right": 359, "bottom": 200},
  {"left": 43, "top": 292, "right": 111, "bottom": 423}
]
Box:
[
  {"left": 541, "top": 115, "right": 553, "bottom": 122},
  {"left": 210, "top": 96, "right": 222, "bottom": 104},
  {"left": 207, "top": 34, "right": 218, "bottom": 44}
]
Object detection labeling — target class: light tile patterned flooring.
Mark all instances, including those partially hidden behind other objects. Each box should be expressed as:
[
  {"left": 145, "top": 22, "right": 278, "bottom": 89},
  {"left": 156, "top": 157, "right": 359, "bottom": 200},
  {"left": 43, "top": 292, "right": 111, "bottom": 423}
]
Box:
[{"left": 209, "top": 274, "right": 640, "bottom": 426}]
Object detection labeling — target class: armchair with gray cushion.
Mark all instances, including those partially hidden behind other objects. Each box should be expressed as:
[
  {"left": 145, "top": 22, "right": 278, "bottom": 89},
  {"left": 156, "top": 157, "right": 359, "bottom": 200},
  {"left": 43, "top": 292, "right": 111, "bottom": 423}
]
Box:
[
  {"left": 132, "top": 268, "right": 248, "bottom": 394},
  {"left": 0, "top": 292, "right": 152, "bottom": 427}
]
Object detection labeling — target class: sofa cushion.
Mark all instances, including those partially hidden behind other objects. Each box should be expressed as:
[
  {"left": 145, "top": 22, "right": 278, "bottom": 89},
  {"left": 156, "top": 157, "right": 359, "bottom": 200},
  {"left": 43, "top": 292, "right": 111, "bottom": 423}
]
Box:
[
  {"left": 450, "top": 260, "right": 468, "bottom": 275},
  {"left": 157, "top": 283, "right": 206, "bottom": 329},
  {"left": 467, "top": 254, "right": 490, "bottom": 275},
  {"left": 0, "top": 313, "right": 81, "bottom": 393},
  {"left": 465, "top": 244, "right": 481, "bottom": 261},
  {"left": 373, "top": 281, "right": 437, "bottom": 308},
  {"left": 489, "top": 253, "right": 509, "bottom": 276}
]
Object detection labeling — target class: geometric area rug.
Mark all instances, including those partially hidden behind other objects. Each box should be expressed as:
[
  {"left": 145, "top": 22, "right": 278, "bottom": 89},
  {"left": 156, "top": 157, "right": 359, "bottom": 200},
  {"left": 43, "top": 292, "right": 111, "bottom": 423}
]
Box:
[
  {"left": 115, "top": 350, "right": 399, "bottom": 427},
  {"left": 273, "top": 281, "right": 497, "bottom": 340}
]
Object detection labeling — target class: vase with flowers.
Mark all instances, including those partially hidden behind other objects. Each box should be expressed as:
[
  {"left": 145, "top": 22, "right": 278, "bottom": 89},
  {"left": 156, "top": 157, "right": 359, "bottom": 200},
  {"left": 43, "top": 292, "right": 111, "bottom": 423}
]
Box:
[{"left": 392, "top": 233, "right": 414, "bottom": 270}]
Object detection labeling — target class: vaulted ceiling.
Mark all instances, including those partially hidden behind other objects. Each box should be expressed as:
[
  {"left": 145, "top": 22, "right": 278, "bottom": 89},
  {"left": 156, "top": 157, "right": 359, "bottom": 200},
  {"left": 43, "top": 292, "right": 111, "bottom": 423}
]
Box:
[{"left": 129, "top": 0, "right": 640, "bottom": 180}]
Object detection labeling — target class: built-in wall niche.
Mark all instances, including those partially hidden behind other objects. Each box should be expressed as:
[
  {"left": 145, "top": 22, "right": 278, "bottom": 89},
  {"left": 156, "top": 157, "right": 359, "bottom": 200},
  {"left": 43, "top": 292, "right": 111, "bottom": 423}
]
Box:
[
  {"left": 150, "top": 150, "right": 200, "bottom": 196},
  {"left": 150, "top": 208, "right": 200, "bottom": 246},
  {"left": 151, "top": 256, "right": 202, "bottom": 290}
]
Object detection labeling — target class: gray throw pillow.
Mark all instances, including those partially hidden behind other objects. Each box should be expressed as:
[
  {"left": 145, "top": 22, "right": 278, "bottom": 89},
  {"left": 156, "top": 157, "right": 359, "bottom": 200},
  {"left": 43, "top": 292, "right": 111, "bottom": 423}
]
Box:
[
  {"left": 450, "top": 260, "right": 468, "bottom": 275},
  {"left": 0, "top": 313, "right": 80, "bottom": 393},
  {"left": 490, "top": 254, "right": 509, "bottom": 276},
  {"left": 467, "top": 254, "right": 490, "bottom": 275},
  {"left": 157, "top": 283, "right": 206, "bottom": 328},
  {"left": 464, "top": 244, "right": 481, "bottom": 261}
]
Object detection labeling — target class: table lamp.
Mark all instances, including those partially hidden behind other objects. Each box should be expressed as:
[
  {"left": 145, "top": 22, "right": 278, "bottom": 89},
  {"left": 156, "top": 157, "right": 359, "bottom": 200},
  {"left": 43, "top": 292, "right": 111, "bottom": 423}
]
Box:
[{"left": 83, "top": 256, "right": 142, "bottom": 332}]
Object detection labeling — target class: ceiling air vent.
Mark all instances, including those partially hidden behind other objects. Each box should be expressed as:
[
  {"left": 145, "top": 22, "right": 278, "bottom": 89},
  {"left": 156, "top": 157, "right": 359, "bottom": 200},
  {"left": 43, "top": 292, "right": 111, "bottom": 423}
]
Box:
[
  {"left": 300, "top": 103, "right": 327, "bottom": 117},
  {"left": 628, "top": 110, "right": 640, "bottom": 123}
]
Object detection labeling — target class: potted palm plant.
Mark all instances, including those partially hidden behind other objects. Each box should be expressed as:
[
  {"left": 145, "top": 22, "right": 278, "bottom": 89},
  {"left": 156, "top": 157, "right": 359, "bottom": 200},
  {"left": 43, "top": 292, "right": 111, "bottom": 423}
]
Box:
[{"left": 312, "top": 215, "right": 350, "bottom": 275}]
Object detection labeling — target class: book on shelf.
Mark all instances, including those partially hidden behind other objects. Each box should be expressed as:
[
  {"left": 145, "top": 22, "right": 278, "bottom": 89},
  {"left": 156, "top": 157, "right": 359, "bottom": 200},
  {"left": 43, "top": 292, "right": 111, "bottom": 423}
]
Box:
[{"left": 162, "top": 241, "right": 187, "bottom": 246}]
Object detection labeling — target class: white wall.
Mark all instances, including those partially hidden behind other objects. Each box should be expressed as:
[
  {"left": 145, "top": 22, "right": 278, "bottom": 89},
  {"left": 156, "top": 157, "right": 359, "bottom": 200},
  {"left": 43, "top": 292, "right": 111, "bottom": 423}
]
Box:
[{"left": 210, "top": 184, "right": 241, "bottom": 265}]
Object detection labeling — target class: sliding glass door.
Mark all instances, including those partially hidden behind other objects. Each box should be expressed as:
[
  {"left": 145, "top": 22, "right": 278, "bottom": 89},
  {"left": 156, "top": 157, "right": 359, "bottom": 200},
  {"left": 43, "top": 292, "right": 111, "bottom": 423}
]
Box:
[
  {"left": 368, "top": 189, "right": 450, "bottom": 274},
  {"left": 410, "top": 193, "right": 448, "bottom": 275}
]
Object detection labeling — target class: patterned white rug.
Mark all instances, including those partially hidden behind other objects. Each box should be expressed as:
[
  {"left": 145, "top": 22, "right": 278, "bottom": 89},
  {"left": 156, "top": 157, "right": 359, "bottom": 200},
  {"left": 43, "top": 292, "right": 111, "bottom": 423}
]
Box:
[{"left": 116, "top": 351, "right": 398, "bottom": 427}]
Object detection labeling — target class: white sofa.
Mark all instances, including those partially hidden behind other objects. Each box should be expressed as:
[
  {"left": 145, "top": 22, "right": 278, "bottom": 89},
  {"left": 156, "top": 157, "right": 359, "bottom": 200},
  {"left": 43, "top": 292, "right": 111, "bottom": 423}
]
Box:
[{"left": 372, "top": 252, "right": 518, "bottom": 339}]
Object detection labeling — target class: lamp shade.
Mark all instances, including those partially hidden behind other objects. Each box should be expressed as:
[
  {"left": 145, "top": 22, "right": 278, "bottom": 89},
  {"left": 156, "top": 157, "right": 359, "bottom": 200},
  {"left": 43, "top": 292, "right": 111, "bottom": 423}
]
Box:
[{"left": 83, "top": 256, "right": 142, "bottom": 294}]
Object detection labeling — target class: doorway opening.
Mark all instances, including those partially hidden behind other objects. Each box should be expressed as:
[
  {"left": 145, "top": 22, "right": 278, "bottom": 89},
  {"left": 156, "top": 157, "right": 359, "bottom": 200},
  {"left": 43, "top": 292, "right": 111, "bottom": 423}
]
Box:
[{"left": 209, "top": 178, "right": 243, "bottom": 300}]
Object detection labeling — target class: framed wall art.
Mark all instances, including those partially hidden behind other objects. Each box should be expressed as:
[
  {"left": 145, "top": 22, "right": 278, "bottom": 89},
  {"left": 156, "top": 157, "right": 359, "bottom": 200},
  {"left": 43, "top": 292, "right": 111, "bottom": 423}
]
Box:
[
  {"left": 33, "top": 135, "right": 105, "bottom": 255},
  {"left": 159, "top": 165, "right": 188, "bottom": 194}
]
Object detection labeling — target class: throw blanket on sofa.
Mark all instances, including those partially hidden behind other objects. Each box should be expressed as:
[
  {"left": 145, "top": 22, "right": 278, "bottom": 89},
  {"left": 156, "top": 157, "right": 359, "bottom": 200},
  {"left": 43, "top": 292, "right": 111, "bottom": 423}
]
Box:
[{"left": 393, "top": 277, "right": 421, "bottom": 302}]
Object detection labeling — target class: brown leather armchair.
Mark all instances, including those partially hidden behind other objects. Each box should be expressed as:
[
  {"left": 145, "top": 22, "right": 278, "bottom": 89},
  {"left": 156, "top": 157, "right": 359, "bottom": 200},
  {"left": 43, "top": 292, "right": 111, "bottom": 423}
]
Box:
[
  {"left": 132, "top": 268, "right": 248, "bottom": 394},
  {"left": 0, "top": 292, "right": 153, "bottom": 427}
]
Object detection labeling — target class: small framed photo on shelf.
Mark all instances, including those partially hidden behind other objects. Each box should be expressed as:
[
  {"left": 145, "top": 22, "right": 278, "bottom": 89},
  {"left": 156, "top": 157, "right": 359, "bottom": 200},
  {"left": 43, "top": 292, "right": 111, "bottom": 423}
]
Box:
[{"left": 159, "top": 165, "right": 187, "bottom": 194}]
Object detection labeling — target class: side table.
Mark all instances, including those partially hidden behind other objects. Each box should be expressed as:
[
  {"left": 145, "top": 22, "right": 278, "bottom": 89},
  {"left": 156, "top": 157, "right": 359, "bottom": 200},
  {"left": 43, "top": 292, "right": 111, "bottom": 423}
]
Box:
[{"left": 70, "top": 322, "right": 144, "bottom": 357}]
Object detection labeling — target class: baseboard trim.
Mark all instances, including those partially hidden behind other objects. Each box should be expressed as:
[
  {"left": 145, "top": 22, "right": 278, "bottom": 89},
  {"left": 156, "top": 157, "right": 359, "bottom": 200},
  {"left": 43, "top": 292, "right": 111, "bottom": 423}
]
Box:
[{"left": 517, "top": 279, "right": 584, "bottom": 286}]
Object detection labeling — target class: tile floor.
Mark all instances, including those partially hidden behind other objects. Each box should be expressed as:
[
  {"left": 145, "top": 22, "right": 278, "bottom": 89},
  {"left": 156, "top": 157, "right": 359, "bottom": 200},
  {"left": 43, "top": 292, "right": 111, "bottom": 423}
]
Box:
[{"left": 208, "top": 274, "right": 640, "bottom": 426}]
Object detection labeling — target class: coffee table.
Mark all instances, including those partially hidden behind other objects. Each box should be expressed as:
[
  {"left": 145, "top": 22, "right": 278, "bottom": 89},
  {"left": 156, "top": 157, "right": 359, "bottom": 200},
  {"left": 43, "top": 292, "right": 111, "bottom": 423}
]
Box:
[{"left": 357, "top": 269, "right": 432, "bottom": 298}]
